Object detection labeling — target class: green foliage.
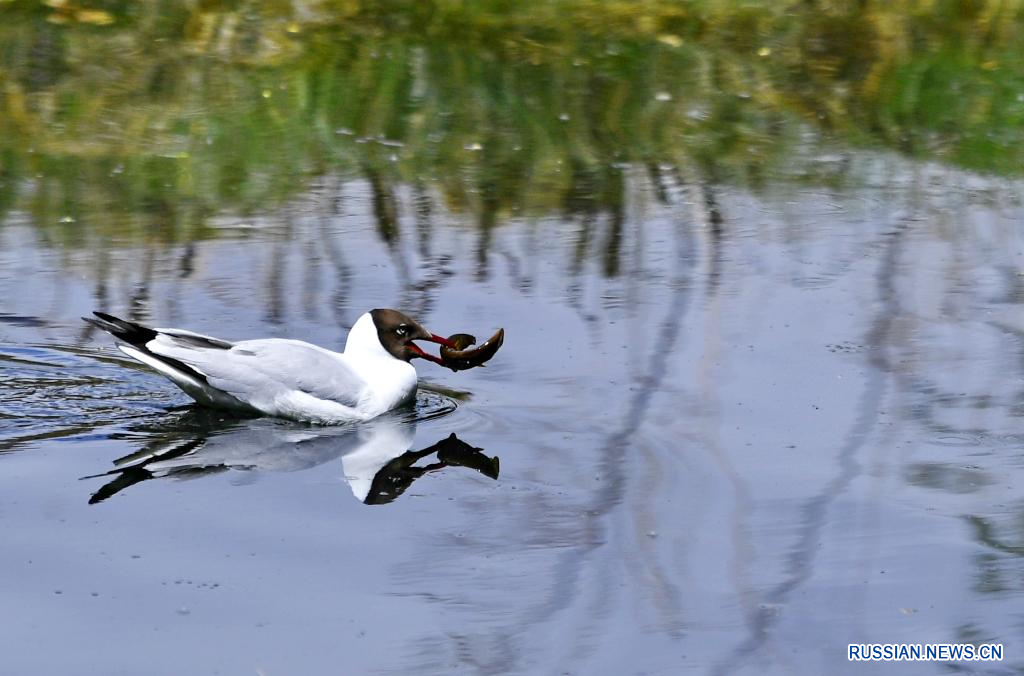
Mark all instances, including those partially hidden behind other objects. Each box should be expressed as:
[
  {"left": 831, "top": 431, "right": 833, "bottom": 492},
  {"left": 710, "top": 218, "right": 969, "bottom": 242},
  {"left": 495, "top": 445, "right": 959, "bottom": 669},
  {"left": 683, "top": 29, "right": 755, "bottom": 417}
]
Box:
[{"left": 1, "top": 0, "right": 1023, "bottom": 242}]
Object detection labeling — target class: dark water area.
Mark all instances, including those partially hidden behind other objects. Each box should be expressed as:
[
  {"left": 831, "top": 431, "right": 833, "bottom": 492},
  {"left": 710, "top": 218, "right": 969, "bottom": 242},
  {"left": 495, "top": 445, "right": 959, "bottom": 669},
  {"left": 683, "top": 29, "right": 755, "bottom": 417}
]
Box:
[{"left": 3, "top": 2, "right": 1024, "bottom": 675}]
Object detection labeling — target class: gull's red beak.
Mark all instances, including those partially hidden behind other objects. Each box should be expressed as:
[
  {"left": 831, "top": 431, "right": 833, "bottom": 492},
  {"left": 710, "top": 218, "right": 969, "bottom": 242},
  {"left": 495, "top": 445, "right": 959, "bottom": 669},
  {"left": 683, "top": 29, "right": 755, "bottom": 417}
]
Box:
[
  {"left": 407, "top": 332, "right": 455, "bottom": 366},
  {"left": 427, "top": 334, "right": 457, "bottom": 349}
]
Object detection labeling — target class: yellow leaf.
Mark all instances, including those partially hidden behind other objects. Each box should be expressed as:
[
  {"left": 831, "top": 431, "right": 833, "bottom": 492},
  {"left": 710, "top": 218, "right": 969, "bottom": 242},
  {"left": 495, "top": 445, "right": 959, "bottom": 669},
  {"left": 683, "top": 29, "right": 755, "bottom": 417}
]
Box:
[{"left": 76, "top": 9, "right": 115, "bottom": 25}]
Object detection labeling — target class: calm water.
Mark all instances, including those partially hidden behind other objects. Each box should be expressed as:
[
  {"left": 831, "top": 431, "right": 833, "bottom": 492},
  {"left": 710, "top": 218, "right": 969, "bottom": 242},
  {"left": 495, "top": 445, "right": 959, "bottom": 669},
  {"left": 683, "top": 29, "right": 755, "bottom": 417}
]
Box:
[
  {"left": 3, "top": 157, "right": 1023, "bottom": 675},
  {"left": 4, "top": 3, "right": 1024, "bottom": 675}
]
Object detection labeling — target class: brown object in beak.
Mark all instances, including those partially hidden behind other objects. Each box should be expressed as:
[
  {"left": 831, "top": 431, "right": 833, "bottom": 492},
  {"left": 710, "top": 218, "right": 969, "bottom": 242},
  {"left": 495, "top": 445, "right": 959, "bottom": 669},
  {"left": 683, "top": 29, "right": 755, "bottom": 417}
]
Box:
[{"left": 439, "top": 328, "right": 505, "bottom": 371}]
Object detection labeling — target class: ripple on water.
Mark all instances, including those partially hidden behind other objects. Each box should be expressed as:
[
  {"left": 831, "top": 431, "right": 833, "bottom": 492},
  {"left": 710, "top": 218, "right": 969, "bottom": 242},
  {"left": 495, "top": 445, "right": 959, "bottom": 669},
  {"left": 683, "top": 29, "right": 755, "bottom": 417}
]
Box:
[
  {"left": 931, "top": 434, "right": 984, "bottom": 447},
  {"left": 0, "top": 344, "right": 183, "bottom": 453},
  {"left": 0, "top": 344, "right": 464, "bottom": 453},
  {"left": 412, "top": 388, "right": 460, "bottom": 422}
]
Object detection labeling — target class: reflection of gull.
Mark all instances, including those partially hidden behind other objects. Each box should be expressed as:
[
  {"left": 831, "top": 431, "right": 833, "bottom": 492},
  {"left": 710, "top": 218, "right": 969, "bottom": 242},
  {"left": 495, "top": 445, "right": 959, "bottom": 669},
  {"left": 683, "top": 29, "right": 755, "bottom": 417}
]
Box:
[
  {"left": 84, "top": 410, "right": 498, "bottom": 505},
  {"left": 337, "top": 418, "right": 416, "bottom": 501}
]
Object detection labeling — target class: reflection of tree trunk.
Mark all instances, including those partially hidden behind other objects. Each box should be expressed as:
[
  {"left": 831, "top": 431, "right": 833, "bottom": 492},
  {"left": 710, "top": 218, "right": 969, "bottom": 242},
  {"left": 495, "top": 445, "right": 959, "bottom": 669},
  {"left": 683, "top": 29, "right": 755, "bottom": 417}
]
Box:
[
  {"left": 411, "top": 181, "right": 437, "bottom": 317},
  {"left": 699, "top": 177, "right": 724, "bottom": 296},
  {"left": 363, "top": 164, "right": 411, "bottom": 301},
  {"left": 646, "top": 162, "right": 670, "bottom": 205},
  {"left": 78, "top": 248, "right": 111, "bottom": 343},
  {"left": 179, "top": 242, "right": 196, "bottom": 279},
  {"left": 474, "top": 179, "right": 498, "bottom": 281},
  {"left": 572, "top": 213, "right": 593, "bottom": 276},
  {"left": 413, "top": 181, "right": 432, "bottom": 260},
  {"left": 365, "top": 164, "right": 399, "bottom": 248},
  {"left": 495, "top": 218, "right": 537, "bottom": 293},
  {"left": 565, "top": 160, "right": 596, "bottom": 277},
  {"left": 564, "top": 160, "right": 625, "bottom": 278},
  {"left": 129, "top": 246, "right": 156, "bottom": 322},
  {"left": 302, "top": 238, "right": 320, "bottom": 321},
  {"left": 264, "top": 219, "right": 287, "bottom": 327},
  {"left": 601, "top": 166, "right": 624, "bottom": 278},
  {"left": 688, "top": 163, "right": 758, "bottom": 664},
  {"left": 320, "top": 176, "right": 353, "bottom": 333}
]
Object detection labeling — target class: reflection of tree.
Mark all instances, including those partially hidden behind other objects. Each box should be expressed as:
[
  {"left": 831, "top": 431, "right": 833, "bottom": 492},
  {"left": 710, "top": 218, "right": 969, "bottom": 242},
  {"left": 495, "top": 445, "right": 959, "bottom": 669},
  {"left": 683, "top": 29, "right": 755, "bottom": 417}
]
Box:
[
  {"left": 3, "top": 0, "right": 1022, "bottom": 241},
  {"left": 968, "top": 514, "right": 1024, "bottom": 557},
  {"left": 263, "top": 217, "right": 289, "bottom": 326},
  {"left": 319, "top": 175, "right": 355, "bottom": 330},
  {"left": 518, "top": 162, "right": 696, "bottom": 645},
  {"left": 714, "top": 216, "right": 906, "bottom": 675},
  {"left": 365, "top": 164, "right": 400, "bottom": 248},
  {"left": 698, "top": 165, "right": 1024, "bottom": 671}
]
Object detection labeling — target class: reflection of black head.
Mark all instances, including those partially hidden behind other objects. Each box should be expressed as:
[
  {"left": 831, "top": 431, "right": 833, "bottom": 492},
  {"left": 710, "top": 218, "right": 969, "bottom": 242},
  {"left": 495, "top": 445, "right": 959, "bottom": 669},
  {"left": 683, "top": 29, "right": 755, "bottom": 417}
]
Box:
[
  {"left": 362, "top": 452, "right": 439, "bottom": 505},
  {"left": 362, "top": 433, "right": 499, "bottom": 505}
]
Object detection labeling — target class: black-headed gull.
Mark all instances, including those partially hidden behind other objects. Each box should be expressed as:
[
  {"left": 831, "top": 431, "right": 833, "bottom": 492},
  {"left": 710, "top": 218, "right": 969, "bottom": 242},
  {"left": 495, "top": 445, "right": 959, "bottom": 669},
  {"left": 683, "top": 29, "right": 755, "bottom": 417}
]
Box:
[{"left": 85, "top": 309, "right": 456, "bottom": 423}]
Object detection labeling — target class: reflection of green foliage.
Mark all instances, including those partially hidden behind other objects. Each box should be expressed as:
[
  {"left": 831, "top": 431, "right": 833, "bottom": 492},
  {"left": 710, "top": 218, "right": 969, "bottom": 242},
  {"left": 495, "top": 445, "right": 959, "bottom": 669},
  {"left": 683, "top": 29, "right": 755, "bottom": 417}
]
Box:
[{"left": 1, "top": 0, "right": 1023, "bottom": 241}]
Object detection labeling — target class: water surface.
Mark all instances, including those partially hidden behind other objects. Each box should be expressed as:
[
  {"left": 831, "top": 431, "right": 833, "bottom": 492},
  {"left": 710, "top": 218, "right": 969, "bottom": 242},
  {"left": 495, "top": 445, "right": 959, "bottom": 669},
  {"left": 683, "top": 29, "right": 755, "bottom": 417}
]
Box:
[{"left": 2, "top": 3, "right": 1024, "bottom": 675}]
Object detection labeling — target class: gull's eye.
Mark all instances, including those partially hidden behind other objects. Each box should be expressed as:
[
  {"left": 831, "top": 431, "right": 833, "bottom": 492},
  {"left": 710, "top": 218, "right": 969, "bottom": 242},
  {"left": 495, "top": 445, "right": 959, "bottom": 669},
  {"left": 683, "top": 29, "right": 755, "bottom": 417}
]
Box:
[{"left": 396, "top": 325, "right": 409, "bottom": 337}]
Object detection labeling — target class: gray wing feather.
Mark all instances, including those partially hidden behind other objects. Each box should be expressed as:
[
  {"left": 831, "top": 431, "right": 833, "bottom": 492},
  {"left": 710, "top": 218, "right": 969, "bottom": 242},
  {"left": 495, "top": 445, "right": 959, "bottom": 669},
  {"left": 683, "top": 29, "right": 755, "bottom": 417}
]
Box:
[
  {"left": 156, "top": 328, "right": 235, "bottom": 350},
  {"left": 146, "top": 336, "right": 366, "bottom": 408}
]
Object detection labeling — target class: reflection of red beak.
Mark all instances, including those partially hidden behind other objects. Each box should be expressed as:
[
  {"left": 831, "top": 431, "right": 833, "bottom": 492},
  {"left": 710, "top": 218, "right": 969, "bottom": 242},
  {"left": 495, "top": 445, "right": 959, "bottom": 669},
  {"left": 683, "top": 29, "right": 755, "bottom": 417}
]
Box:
[{"left": 409, "top": 333, "right": 456, "bottom": 366}]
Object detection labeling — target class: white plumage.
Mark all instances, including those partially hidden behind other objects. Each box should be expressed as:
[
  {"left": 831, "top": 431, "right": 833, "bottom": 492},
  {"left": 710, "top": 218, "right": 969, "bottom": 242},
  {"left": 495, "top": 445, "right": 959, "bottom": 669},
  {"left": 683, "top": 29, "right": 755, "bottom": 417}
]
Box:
[{"left": 86, "top": 309, "right": 453, "bottom": 423}]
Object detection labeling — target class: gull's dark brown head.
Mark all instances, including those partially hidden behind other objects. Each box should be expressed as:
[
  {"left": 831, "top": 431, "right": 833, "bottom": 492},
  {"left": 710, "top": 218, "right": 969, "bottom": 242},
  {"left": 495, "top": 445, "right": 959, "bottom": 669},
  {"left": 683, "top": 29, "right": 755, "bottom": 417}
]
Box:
[{"left": 370, "top": 309, "right": 454, "bottom": 365}]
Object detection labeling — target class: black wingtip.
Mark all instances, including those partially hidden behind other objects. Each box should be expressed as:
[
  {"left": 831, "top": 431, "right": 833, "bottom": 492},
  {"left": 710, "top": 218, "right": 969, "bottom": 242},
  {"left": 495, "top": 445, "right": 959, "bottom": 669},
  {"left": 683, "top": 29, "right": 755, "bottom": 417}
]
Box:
[{"left": 84, "top": 311, "right": 157, "bottom": 346}]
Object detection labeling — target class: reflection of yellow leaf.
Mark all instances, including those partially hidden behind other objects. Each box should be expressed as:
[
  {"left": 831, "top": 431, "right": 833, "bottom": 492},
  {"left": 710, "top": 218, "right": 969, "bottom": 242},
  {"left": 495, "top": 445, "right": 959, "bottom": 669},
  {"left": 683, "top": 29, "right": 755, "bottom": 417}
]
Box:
[
  {"left": 757, "top": 47, "right": 771, "bottom": 57},
  {"left": 76, "top": 9, "right": 115, "bottom": 25},
  {"left": 636, "top": 15, "right": 656, "bottom": 33},
  {"left": 286, "top": 21, "right": 301, "bottom": 34},
  {"left": 3, "top": 82, "right": 27, "bottom": 125},
  {"left": 982, "top": 60, "right": 998, "bottom": 70},
  {"left": 43, "top": 0, "right": 68, "bottom": 7},
  {"left": 657, "top": 34, "right": 683, "bottom": 48},
  {"left": 45, "top": 13, "right": 69, "bottom": 24}
]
